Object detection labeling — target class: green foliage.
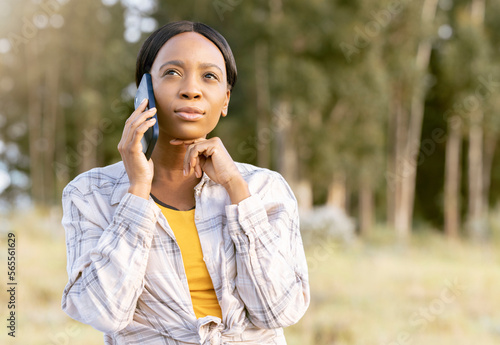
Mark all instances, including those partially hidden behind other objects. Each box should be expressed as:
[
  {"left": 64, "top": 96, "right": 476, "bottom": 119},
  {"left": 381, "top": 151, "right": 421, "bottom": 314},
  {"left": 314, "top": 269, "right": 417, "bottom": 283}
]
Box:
[{"left": 0, "top": 0, "right": 499, "bottom": 231}]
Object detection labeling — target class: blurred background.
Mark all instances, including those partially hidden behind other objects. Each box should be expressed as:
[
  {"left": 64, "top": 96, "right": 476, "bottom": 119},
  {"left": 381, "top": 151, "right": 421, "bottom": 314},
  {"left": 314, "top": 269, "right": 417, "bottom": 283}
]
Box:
[{"left": 1, "top": 0, "right": 500, "bottom": 344}]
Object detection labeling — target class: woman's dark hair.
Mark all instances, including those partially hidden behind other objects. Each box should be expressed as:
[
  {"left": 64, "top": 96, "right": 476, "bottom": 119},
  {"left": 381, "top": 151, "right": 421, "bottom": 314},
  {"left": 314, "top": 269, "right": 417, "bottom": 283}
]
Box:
[{"left": 136, "top": 21, "right": 237, "bottom": 90}]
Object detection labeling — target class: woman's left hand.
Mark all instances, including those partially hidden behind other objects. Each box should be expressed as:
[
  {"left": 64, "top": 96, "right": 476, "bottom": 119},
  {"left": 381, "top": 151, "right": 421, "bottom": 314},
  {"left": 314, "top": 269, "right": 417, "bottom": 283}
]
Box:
[{"left": 170, "top": 137, "right": 250, "bottom": 203}]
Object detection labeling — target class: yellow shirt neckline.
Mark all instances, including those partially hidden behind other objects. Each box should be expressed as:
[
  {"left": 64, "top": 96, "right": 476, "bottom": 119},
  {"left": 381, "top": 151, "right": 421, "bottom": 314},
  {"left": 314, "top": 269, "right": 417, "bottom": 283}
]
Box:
[{"left": 155, "top": 202, "right": 222, "bottom": 320}]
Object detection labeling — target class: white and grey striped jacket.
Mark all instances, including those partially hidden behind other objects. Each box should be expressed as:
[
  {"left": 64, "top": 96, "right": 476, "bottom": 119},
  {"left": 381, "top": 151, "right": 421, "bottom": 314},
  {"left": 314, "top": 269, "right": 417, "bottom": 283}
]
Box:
[{"left": 61, "top": 161, "right": 309, "bottom": 345}]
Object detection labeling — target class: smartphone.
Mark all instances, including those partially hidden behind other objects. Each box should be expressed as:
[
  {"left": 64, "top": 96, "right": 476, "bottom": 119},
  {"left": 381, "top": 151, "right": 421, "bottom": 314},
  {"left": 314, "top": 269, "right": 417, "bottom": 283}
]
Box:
[{"left": 134, "top": 73, "right": 159, "bottom": 160}]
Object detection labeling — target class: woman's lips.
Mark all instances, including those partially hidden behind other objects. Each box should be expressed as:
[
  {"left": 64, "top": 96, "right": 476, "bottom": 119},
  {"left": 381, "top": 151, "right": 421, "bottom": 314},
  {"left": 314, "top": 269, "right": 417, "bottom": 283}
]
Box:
[
  {"left": 174, "top": 107, "right": 205, "bottom": 121},
  {"left": 175, "top": 112, "right": 204, "bottom": 121}
]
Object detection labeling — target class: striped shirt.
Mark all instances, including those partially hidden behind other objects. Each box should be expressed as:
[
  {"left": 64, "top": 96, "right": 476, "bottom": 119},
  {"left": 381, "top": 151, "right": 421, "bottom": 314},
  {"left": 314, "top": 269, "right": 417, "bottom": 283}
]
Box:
[{"left": 61, "top": 161, "right": 310, "bottom": 344}]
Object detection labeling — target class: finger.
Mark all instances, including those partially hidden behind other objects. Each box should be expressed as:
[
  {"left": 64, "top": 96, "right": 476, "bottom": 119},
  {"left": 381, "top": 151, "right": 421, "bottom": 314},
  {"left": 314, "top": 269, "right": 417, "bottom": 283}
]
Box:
[
  {"left": 134, "top": 98, "right": 149, "bottom": 113},
  {"left": 124, "top": 99, "right": 149, "bottom": 135},
  {"left": 184, "top": 142, "right": 205, "bottom": 176},
  {"left": 190, "top": 154, "right": 199, "bottom": 177},
  {"left": 125, "top": 103, "right": 153, "bottom": 136},
  {"left": 130, "top": 107, "right": 156, "bottom": 129},
  {"left": 206, "top": 145, "right": 216, "bottom": 157},
  {"left": 130, "top": 117, "right": 157, "bottom": 150},
  {"left": 122, "top": 101, "right": 151, "bottom": 135},
  {"left": 170, "top": 138, "right": 185, "bottom": 146},
  {"left": 195, "top": 159, "right": 203, "bottom": 178},
  {"left": 124, "top": 108, "right": 156, "bottom": 143},
  {"left": 184, "top": 143, "right": 195, "bottom": 175},
  {"left": 133, "top": 116, "right": 156, "bottom": 139},
  {"left": 170, "top": 138, "right": 205, "bottom": 146},
  {"left": 182, "top": 138, "right": 222, "bottom": 173}
]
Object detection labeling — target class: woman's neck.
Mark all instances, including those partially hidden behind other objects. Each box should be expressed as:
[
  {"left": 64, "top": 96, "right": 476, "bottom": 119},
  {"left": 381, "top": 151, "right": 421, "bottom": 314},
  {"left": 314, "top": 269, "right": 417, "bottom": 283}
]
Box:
[{"left": 149, "top": 136, "right": 201, "bottom": 210}]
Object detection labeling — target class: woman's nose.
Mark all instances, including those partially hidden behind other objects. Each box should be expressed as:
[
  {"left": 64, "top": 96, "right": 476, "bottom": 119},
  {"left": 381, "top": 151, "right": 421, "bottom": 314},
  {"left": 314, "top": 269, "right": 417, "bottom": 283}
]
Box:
[{"left": 180, "top": 76, "right": 202, "bottom": 99}]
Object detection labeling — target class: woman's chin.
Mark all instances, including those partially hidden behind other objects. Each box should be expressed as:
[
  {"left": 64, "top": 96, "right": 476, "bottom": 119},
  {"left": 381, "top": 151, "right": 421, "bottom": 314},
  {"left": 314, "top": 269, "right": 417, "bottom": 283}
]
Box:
[
  {"left": 167, "top": 130, "right": 208, "bottom": 141},
  {"left": 165, "top": 124, "right": 218, "bottom": 141}
]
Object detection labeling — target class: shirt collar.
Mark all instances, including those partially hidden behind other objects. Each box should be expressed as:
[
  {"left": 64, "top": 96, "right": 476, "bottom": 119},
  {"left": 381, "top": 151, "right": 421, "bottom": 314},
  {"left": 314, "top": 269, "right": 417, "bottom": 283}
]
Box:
[
  {"left": 110, "top": 162, "right": 215, "bottom": 205},
  {"left": 194, "top": 172, "right": 212, "bottom": 195}
]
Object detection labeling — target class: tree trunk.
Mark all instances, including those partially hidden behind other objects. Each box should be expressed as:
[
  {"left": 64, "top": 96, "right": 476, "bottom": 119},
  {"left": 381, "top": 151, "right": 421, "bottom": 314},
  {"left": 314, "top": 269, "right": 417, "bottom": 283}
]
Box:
[
  {"left": 386, "top": 84, "right": 403, "bottom": 228},
  {"left": 80, "top": 99, "right": 100, "bottom": 173},
  {"left": 254, "top": 42, "right": 271, "bottom": 169},
  {"left": 467, "top": 110, "right": 486, "bottom": 240},
  {"left": 43, "top": 57, "right": 60, "bottom": 204},
  {"left": 55, "top": 100, "right": 68, "bottom": 194},
  {"left": 327, "top": 171, "right": 347, "bottom": 212},
  {"left": 70, "top": 47, "right": 85, "bottom": 175},
  {"left": 359, "top": 177, "right": 374, "bottom": 236},
  {"left": 482, "top": 131, "right": 497, "bottom": 222},
  {"left": 25, "top": 37, "right": 44, "bottom": 204},
  {"left": 466, "top": 0, "right": 487, "bottom": 241},
  {"left": 444, "top": 116, "right": 462, "bottom": 238},
  {"left": 393, "top": 0, "right": 439, "bottom": 241},
  {"left": 295, "top": 179, "right": 313, "bottom": 212},
  {"left": 274, "top": 100, "right": 296, "bottom": 184},
  {"left": 392, "top": 82, "right": 409, "bottom": 236}
]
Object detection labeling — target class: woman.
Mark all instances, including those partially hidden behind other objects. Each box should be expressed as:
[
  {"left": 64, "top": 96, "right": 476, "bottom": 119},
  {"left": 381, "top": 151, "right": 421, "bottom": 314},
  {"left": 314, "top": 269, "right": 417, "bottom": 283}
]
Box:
[{"left": 61, "top": 21, "right": 309, "bottom": 345}]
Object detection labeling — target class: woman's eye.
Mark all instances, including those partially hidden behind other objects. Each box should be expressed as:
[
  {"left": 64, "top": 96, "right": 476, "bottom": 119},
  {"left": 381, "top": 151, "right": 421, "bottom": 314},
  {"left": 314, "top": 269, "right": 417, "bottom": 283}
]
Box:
[
  {"left": 164, "top": 69, "right": 180, "bottom": 76},
  {"left": 205, "top": 72, "right": 219, "bottom": 80}
]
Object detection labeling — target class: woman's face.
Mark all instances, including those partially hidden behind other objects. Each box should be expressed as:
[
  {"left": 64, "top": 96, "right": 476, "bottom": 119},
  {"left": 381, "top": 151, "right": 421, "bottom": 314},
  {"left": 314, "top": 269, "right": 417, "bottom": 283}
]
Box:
[{"left": 150, "top": 32, "right": 231, "bottom": 141}]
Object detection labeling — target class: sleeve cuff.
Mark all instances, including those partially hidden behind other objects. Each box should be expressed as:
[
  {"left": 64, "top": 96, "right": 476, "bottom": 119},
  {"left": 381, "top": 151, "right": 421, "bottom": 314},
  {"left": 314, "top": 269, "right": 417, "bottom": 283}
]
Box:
[
  {"left": 225, "top": 194, "right": 268, "bottom": 237},
  {"left": 115, "top": 193, "right": 160, "bottom": 233}
]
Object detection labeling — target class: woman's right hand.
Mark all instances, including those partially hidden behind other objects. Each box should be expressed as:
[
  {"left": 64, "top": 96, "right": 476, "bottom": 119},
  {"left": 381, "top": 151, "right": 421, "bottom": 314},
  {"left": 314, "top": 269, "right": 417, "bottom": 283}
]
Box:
[{"left": 117, "top": 99, "right": 157, "bottom": 200}]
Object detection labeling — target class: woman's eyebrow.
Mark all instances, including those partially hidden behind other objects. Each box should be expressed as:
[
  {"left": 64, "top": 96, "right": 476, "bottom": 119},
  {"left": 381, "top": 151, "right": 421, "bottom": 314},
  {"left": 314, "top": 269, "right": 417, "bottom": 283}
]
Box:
[
  {"left": 199, "top": 63, "right": 223, "bottom": 75},
  {"left": 158, "top": 60, "right": 223, "bottom": 75},
  {"left": 158, "top": 60, "right": 183, "bottom": 71}
]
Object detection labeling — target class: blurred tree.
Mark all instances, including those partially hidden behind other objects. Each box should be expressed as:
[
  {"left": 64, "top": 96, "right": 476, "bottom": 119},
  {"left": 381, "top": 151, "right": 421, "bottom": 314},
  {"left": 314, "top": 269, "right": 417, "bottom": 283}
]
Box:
[
  {"left": 1, "top": 0, "right": 499, "bottom": 242},
  {"left": 1, "top": 0, "right": 139, "bottom": 206},
  {"left": 433, "top": 0, "right": 500, "bottom": 239},
  {"left": 382, "top": 0, "right": 440, "bottom": 240},
  {"left": 438, "top": 3, "right": 473, "bottom": 239},
  {"left": 461, "top": 0, "right": 499, "bottom": 240}
]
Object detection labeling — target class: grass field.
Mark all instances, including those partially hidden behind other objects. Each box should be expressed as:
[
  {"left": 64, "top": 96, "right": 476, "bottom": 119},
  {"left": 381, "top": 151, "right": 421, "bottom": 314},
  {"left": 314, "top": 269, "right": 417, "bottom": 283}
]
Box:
[{"left": 1, "top": 208, "right": 500, "bottom": 345}]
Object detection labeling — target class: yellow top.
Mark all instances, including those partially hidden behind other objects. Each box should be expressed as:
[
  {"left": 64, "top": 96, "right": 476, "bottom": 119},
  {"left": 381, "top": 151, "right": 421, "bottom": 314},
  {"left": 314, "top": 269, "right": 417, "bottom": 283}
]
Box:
[{"left": 156, "top": 202, "right": 222, "bottom": 320}]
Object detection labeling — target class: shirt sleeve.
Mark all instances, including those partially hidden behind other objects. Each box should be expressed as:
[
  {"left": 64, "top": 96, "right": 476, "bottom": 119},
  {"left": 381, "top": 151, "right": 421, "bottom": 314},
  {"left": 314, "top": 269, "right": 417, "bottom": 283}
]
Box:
[
  {"left": 225, "top": 172, "right": 310, "bottom": 329},
  {"left": 61, "top": 184, "right": 160, "bottom": 333}
]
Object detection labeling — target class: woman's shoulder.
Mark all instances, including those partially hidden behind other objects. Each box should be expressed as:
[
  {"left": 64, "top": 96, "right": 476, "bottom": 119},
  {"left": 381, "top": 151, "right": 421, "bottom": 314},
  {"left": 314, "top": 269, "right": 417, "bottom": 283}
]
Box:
[
  {"left": 234, "top": 162, "right": 292, "bottom": 192},
  {"left": 62, "top": 161, "right": 128, "bottom": 198},
  {"left": 234, "top": 162, "right": 281, "bottom": 180},
  {"left": 232, "top": 162, "right": 297, "bottom": 203}
]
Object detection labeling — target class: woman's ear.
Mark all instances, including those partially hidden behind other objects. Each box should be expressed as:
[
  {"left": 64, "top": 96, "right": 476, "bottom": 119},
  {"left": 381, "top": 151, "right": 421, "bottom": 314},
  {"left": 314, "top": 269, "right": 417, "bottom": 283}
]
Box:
[{"left": 221, "top": 89, "right": 231, "bottom": 117}]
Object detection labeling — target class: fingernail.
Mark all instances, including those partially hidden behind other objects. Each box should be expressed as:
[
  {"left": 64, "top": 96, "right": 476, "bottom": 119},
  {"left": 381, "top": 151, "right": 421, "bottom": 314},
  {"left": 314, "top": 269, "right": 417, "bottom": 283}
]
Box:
[
  {"left": 183, "top": 168, "right": 187, "bottom": 176},
  {"left": 141, "top": 98, "right": 147, "bottom": 104}
]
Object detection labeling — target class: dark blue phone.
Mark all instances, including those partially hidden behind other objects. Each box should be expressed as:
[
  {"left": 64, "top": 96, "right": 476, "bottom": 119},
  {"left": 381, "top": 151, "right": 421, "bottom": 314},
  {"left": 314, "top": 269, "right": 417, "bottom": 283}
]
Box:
[{"left": 134, "top": 73, "right": 159, "bottom": 160}]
